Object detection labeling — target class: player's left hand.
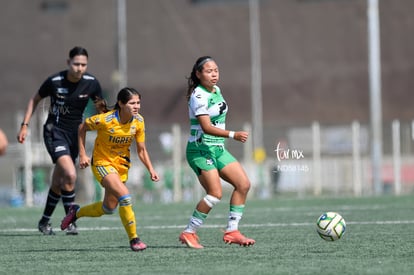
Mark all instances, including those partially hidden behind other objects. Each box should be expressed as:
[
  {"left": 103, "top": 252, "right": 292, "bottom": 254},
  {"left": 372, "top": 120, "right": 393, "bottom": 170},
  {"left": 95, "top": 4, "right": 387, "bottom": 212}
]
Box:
[{"left": 234, "top": 131, "right": 249, "bottom": 143}]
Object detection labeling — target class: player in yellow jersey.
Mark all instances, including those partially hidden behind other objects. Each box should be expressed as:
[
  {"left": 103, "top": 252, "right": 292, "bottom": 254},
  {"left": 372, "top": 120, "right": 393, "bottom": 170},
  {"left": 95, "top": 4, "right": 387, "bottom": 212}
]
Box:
[{"left": 61, "top": 87, "right": 159, "bottom": 251}]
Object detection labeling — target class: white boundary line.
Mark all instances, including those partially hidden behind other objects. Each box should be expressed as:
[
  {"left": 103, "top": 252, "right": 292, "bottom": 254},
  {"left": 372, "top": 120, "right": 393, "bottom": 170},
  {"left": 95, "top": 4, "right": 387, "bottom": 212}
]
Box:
[{"left": 1, "top": 220, "right": 414, "bottom": 233}]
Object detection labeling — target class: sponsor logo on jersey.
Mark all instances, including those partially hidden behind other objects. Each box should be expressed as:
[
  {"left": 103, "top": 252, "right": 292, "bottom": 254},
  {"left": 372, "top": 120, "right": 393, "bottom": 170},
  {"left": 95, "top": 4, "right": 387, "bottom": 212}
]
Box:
[
  {"left": 108, "top": 136, "right": 132, "bottom": 144},
  {"left": 55, "top": 88, "right": 68, "bottom": 99},
  {"left": 57, "top": 88, "right": 69, "bottom": 94}
]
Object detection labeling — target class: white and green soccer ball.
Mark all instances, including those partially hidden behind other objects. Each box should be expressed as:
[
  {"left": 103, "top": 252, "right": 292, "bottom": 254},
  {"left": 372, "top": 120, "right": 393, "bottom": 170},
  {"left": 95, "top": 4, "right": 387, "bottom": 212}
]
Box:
[{"left": 316, "top": 212, "right": 346, "bottom": 241}]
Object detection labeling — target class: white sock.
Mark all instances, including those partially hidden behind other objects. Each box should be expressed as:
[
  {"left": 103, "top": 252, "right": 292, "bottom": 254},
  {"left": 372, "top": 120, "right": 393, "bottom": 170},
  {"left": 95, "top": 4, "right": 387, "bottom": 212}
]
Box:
[{"left": 226, "top": 211, "right": 243, "bottom": 232}]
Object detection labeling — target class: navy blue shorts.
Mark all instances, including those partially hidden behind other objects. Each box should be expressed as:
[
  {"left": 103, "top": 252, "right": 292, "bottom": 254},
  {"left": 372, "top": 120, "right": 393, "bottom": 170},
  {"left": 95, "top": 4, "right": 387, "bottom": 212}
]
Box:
[{"left": 43, "top": 123, "right": 78, "bottom": 164}]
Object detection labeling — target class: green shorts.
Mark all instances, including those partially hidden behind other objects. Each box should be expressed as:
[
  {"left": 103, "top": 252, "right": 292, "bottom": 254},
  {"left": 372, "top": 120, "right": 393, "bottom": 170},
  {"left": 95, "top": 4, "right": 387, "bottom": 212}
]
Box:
[{"left": 186, "top": 142, "right": 237, "bottom": 176}]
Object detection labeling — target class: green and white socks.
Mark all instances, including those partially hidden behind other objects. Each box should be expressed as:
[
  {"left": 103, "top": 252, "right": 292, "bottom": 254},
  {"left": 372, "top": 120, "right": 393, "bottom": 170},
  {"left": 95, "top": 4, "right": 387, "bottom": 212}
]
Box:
[
  {"left": 184, "top": 210, "right": 208, "bottom": 233},
  {"left": 185, "top": 204, "right": 245, "bottom": 233},
  {"left": 226, "top": 204, "right": 245, "bottom": 232}
]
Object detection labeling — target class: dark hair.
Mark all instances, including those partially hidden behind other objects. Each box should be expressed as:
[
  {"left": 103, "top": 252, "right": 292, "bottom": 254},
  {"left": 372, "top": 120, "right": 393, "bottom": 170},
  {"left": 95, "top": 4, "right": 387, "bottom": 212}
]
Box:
[
  {"left": 114, "top": 87, "right": 141, "bottom": 110},
  {"left": 186, "top": 56, "right": 214, "bottom": 101},
  {"left": 69, "top": 46, "right": 89, "bottom": 59}
]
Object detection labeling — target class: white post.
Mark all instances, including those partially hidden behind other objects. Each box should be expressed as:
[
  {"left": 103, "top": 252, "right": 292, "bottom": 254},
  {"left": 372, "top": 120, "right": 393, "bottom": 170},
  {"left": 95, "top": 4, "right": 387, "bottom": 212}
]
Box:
[
  {"left": 392, "top": 120, "right": 401, "bottom": 195},
  {"left": 367, "top": 0, "right": 383, "bottom": 195},
  {"left": 117, "top": 0, "right": 127, "bottom": 90},
  {"left": 249, "top": 0, "right": 263, "bottom": 152},
  {"left": 24, "top": 130, "right": 33, "bottom": 207},
  {"left": 352, "top": 121, "right": 362, "bottom": 196},
  {"left": 172, "top": 124, "right": 182, "bottom": 202},
  {"left": 312, "top": 122, "right": 321, "bottom": 196}
]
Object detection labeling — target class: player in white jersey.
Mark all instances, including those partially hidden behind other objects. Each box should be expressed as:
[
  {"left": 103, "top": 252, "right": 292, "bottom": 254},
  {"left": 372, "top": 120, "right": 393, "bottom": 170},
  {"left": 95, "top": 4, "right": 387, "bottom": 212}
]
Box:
[{"left": 179, "top": 56, "right": 255, "bottom": 249}]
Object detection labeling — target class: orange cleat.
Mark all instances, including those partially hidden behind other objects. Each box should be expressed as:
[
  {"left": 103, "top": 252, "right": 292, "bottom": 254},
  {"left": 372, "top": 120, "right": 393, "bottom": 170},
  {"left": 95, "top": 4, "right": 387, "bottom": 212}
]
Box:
[
  {"left": 179, "top": 231, "right": 204, "bottom": 249},
  {"left": 223, "top": 230, "right": 255, "bottom": 246}
]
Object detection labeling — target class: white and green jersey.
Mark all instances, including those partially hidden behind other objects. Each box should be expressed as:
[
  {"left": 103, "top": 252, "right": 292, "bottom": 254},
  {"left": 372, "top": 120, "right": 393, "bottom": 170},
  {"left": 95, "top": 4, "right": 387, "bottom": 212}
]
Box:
[{"left": 188, "top": 85, "right": 228, "bottom": 146}]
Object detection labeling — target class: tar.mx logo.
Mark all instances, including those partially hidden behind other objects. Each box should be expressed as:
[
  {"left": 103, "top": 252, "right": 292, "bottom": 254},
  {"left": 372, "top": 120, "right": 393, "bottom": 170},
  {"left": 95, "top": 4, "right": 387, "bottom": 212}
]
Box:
[
  {"left": 274, "top": 142, "right": 304, "bottom": 162},
  {"left": 274, "top": 142, "right": 309, "bottom": 173}
]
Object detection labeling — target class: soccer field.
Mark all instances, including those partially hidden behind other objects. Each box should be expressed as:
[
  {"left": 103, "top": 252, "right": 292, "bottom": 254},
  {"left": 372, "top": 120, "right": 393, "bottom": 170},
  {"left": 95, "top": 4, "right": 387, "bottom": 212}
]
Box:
[{"left": 0, "top": 195, "right": 413, "bottom": 275}]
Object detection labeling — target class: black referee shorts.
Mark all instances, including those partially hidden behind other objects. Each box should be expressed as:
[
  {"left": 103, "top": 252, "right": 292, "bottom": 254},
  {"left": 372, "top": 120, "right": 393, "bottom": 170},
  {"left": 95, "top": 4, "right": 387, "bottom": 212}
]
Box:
[{"left": 43, "top": 123, "right": 78, "bottom": 164}]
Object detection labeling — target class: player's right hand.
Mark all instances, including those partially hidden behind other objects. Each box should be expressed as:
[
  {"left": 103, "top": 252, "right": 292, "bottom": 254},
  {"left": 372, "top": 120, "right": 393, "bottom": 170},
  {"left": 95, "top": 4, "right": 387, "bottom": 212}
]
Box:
[{"left": 79, "top": 155, "right": 91, "bottom": 169}]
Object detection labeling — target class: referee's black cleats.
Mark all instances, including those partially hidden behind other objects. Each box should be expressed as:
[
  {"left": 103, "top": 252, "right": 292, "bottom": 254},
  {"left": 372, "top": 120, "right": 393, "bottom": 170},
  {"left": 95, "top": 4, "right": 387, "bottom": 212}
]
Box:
[
  {"left": 38, "top": 221, "right": 55, "bottom": 235},
  {"left": 66, "top": 222, "right": 78, "bottom": 235}
]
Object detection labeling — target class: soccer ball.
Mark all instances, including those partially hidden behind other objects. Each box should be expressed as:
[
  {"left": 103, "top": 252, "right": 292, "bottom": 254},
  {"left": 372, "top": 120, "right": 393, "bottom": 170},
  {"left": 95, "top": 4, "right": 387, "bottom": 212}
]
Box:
[{"left": 316, "top": 212, "right": 346, "bottom": 241}]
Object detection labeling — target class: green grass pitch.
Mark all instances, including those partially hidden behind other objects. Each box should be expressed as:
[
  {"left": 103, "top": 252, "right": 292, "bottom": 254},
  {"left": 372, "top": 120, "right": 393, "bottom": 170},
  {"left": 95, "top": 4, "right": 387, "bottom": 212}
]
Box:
[{"left": 0, "top": 195, "right": 413, "bottom": 275}]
